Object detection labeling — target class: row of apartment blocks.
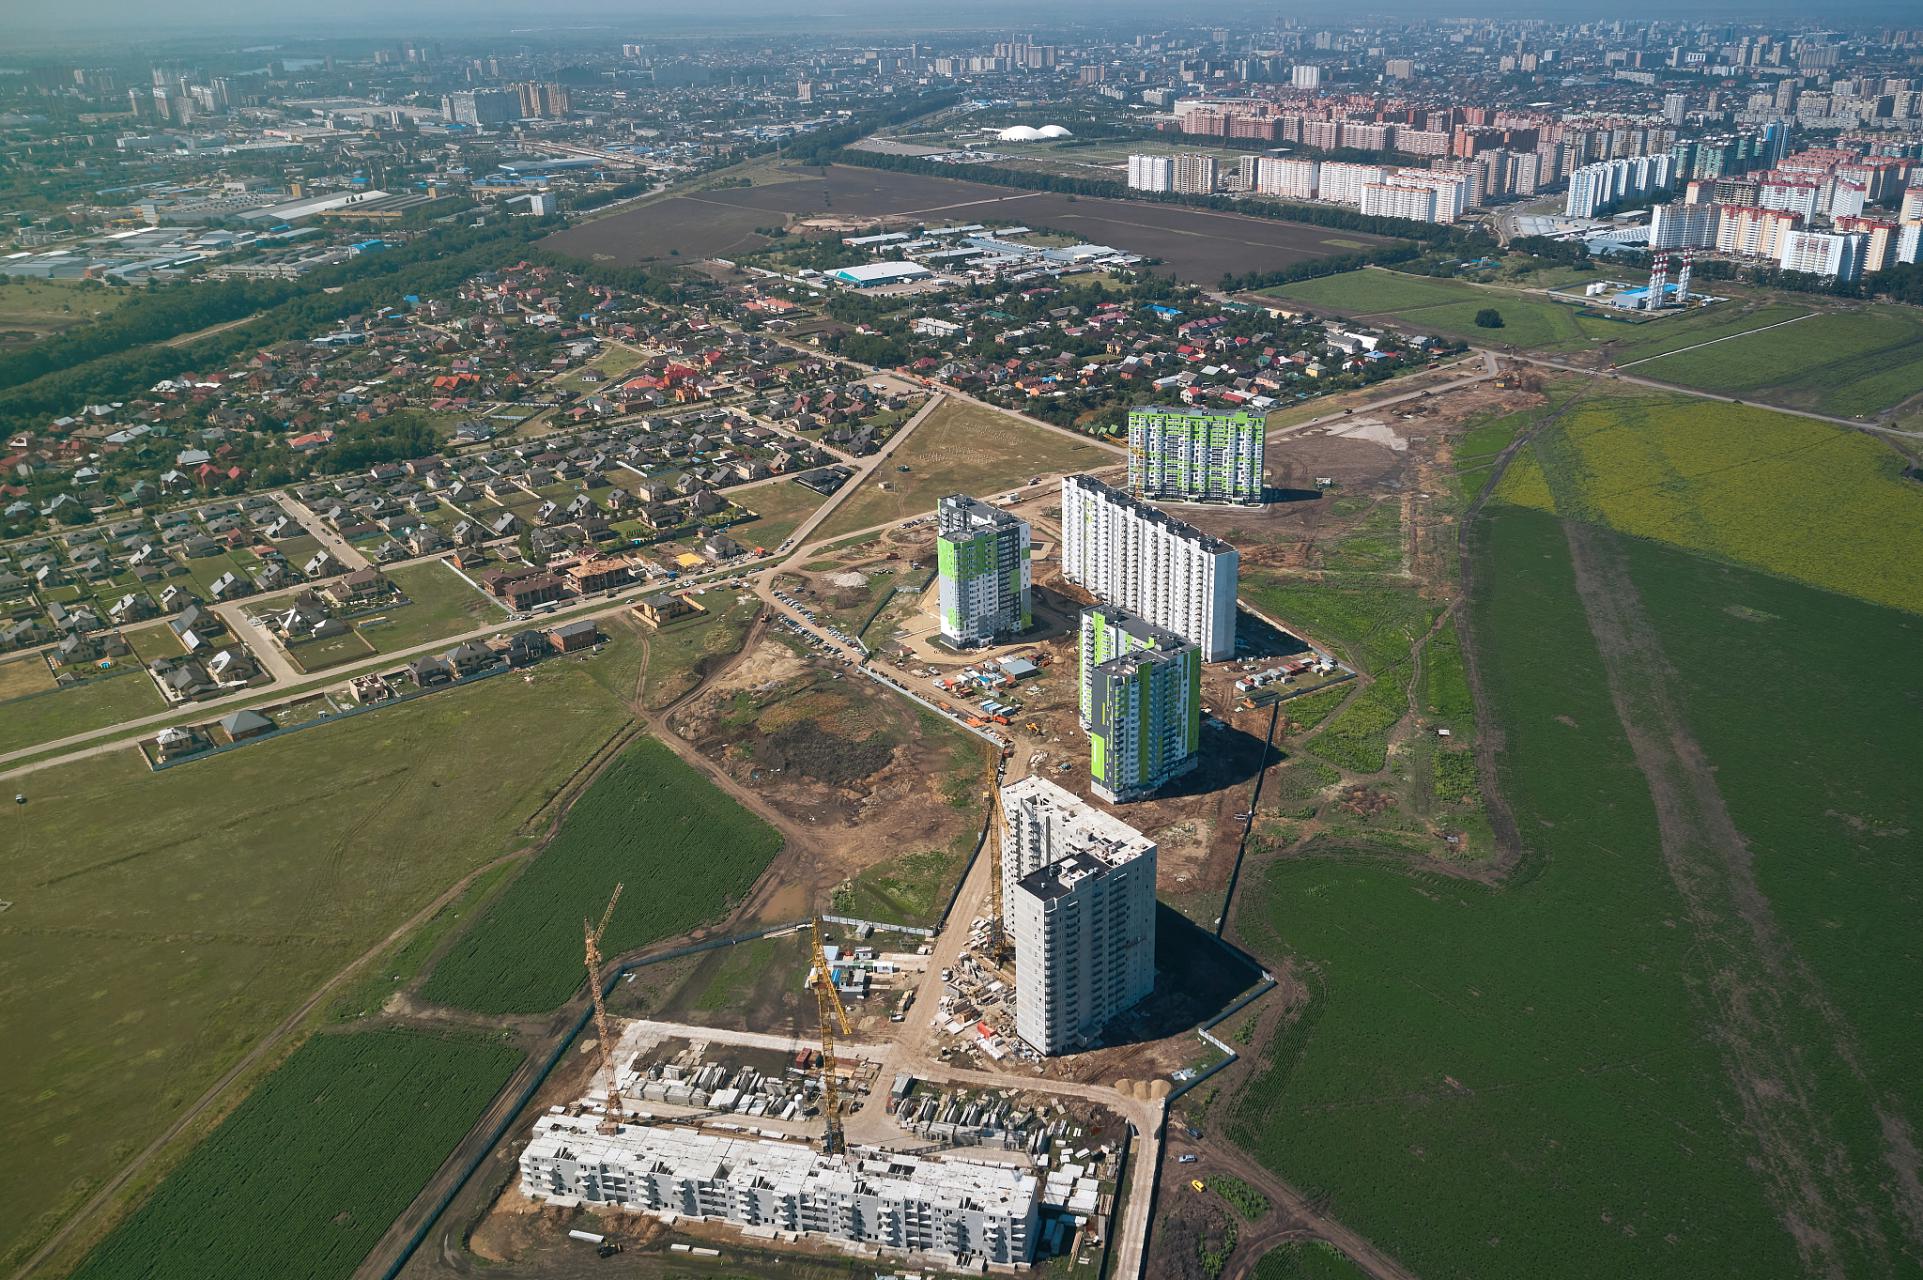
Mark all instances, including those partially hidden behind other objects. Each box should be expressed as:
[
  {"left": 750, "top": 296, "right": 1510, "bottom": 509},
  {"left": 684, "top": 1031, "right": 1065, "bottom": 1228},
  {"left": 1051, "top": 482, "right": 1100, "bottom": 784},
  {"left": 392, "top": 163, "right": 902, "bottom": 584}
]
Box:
[
  {"left": 1129, "top": 151, "right": 1503, "bottom": 223},
  {"left": 1649, "top": 201, "right": 1916, "bottom": 279}
]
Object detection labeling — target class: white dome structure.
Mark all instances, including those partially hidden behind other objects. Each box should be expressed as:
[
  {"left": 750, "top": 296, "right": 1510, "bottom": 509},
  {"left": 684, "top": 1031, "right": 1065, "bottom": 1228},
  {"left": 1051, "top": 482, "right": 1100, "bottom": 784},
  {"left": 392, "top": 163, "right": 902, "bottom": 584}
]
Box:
[{"left": 997, "top": 124, "right": 1073, "bottom": 142}]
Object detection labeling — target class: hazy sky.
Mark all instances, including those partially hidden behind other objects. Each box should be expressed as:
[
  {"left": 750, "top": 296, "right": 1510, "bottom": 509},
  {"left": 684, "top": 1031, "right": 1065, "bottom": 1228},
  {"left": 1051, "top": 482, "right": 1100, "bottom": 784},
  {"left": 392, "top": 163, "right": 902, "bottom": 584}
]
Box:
[{"left": 7, "top": 0, "right": 1910, "bottom": 52}]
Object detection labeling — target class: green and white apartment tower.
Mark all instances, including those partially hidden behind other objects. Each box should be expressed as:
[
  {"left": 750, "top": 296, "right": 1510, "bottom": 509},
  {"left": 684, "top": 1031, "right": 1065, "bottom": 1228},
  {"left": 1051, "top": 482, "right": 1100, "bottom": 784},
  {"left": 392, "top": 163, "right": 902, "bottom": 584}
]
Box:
[
  {"left": 1127, "top": 405, "right": 1265, "bottom": 505},
  {"left": 1078, "top": 604, "right": 1201, "bottom": 804},
  {"left": 936, "top": 494, "right": 1031, "bottom": 648}
]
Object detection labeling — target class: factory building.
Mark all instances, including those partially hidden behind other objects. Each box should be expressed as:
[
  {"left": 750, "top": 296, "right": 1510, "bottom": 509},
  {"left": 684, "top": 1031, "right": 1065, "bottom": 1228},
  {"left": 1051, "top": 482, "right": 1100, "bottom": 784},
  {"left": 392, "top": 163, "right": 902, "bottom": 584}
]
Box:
[
  {"left": 1126, "top": 405, "right": 1264, "bottom": 506},
  {"left": 936, "top": 494, "right": 1031, "bottom": 646},
  {"left": 1059, "top": 475, "right": 1238, "bottom": 662},
  {"left": 1077, "top": 605, "right": 1200, "bottom": 803},
  {"left": 521, "top": 1117, "right": 1039, "bottom": 1265},
  {"left": 1004, "top": 776, "right": 1158, "bottom": 1055}
]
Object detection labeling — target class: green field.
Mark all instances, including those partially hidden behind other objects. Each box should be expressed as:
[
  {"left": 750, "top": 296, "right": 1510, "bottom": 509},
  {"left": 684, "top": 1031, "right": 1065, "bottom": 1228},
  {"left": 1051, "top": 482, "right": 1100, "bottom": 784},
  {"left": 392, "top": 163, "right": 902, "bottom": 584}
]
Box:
[
  {"left": 1629, "top": 305, "right": 1923, "bottom": 417},
  {"left": 1495, "top": 386, "right": 1923, "bottom": 615},
  {"left": 69, "top": 1029, "right": 520, "bottom": 1280},
  {"left": 734, "top": 476, "right": 832, "bottom": 550},
  {"left": 419, "top": 735, "right": 785, "bottom": 1014},
  {"left": 1267, "top": 269, "right": 1631, "bottom": 350},
  {"left": 358, "top": 560, "right": 506, "bottom": 652},
  {"left": 0, "top": 667, "right": 164, "bottom": 756},
  {"left": 0, "top": 277, "right": 129, "bottom": 343},
  {"left": 811, "top": 398, "right": 1115, "bottom": 541},
  {"left": 1252, "top": 1243, "right": 1372, "bottom": 1280},
  {"left": 0, "top": 658, "right": 634, "bottom": 1273},
  {"left": 1604, "top": 300, "right": 1811, "bottom": 364}
]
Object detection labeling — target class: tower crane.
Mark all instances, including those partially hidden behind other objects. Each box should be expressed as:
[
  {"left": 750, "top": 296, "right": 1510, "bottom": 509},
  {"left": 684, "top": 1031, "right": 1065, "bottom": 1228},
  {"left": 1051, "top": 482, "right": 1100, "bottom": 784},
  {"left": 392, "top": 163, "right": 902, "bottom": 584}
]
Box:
[
  {"left": 983, "top": 782, "right": 1011, "bottom": 968},
  {"left": 809, "top": 918, "right": 853, "bottom": 1155},
  {"left": 584, "top": 883, "right": 625, "bottom": 1135}
]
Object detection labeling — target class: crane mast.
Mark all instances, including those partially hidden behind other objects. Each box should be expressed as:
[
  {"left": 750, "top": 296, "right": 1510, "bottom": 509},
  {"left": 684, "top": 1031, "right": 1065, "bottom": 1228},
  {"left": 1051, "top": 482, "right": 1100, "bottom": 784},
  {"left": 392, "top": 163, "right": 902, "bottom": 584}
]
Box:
[
  {"left": 584, "top": 883, "right": 625, "bottom": 1135},
  {"left": 809, "top": 919, "right": 853, "bottom": 1154},
  {"left": 984, "top": 782, "right": 1011, "bottom": 968}
]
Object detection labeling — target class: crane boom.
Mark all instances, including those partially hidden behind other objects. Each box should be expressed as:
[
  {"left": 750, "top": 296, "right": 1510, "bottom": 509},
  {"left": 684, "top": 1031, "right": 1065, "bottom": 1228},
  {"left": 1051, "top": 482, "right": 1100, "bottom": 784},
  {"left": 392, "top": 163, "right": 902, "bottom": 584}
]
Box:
[
  {"left": 585, "top": 883, "right": 625, "bottom": 1135},
  {"left": 810, "top": 919, "right": 852, "bottom": 1154}
]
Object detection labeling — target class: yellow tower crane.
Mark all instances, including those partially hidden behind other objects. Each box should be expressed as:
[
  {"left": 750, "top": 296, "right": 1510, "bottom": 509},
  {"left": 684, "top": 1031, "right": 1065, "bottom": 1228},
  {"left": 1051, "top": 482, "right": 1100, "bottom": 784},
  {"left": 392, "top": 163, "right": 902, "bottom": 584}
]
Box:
[
  {"left": 983, "top": 782, "right": 1011, "bottom": 969},
  {"left": 810, "top": 918, "right": 853, "bottom": 1155},
  {"left": 584, "top": 883, "right": 625, "bottom": 1135}
]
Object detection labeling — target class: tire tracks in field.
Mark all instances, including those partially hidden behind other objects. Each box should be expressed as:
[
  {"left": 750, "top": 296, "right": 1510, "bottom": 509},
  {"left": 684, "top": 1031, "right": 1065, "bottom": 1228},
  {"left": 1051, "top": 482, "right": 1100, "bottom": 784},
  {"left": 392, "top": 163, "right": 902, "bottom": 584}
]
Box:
[{"left": 1554, "top": 504, "right": 1922, "bottom": 1276}]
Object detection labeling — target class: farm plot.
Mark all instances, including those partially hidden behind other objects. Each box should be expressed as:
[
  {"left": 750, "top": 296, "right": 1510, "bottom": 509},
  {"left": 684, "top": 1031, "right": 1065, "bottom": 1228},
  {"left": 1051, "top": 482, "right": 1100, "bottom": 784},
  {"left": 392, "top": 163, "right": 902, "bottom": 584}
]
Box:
[
  {"left": 69, "top": 1029, "right": 520, "bottom": 1280},
  {"left": 1493, "top": 385, "right": 1923, "bottom": 615},
  {"left": 1629, "top": 304, "right": 1923, "bottom": 417},
  {"left": 418, "top": 735, "right": 784, "bottom": 1014},
  {"left": 0, "top": 658, "right": 634, "bottom": 1274},
  {"left": 545, "top": 164, "right": 1391, "bottom": 282}
]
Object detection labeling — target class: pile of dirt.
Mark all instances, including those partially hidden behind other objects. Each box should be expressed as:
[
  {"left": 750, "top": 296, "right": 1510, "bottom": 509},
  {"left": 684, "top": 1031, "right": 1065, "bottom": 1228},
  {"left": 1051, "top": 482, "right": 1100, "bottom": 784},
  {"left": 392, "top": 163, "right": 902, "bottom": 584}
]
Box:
[
  {"left": 1338, "top": 785, "right": 1396, "bottom": 817},
  {"left": 761, "top": 721, "right": 893, "bottom": 786}
]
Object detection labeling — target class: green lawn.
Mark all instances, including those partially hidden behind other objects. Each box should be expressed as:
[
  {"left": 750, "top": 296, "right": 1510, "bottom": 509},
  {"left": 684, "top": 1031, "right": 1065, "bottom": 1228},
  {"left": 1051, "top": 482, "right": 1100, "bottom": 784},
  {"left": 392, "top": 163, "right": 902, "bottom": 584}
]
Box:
[
  {"left": 0, "top": 658, "right": 635, "bottom": 1273},
  {"left": 68, "top": 1029, "right": 520, "bottom": 1280},
  {"left": 1495, "top": 385, "right": 1923, "bottom": 615},
  {"left": 811, "top": 398, "right": 1114, "bottom": 541},
  {"left": 733, "top": 476, "right": 831, "bottom": 550},
  {"left": 1629, "top": 305, "right": 1923, "bottom": 417},
  {"left": 357, "top": 560, "right": 507, "bottom": 652},
  {"left": 0, "top": 667, "right": 164, "bottom": 756},
  {"left": 418, "top": 735, "right": 785, "bottom": 1014}
]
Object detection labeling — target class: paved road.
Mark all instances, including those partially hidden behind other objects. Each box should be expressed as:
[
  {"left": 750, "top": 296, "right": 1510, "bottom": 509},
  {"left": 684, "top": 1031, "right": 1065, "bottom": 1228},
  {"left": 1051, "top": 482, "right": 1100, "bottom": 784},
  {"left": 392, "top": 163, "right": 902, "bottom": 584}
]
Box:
[{"left": 280, "top": 495, "right": 373, "bottom": 570}]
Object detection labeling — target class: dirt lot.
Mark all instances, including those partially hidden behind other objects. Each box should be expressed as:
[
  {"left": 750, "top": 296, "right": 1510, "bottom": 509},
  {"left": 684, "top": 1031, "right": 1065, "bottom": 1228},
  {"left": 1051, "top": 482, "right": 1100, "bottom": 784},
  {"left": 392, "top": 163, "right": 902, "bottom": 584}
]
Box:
[
  {"left": 666, "top": 631, "right": 993, "bottom": 911},
  {"left": 543, "top": 164, "right": 1394, "bottom": 282}
]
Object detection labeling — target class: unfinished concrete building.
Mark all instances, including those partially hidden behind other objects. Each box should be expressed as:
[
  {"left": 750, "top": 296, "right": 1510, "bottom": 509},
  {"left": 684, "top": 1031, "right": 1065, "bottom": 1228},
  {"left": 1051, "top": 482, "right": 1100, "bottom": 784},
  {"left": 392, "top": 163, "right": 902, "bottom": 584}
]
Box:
[{"left": 521, "top": 1116, "right": 1039, "bottom": 1266}]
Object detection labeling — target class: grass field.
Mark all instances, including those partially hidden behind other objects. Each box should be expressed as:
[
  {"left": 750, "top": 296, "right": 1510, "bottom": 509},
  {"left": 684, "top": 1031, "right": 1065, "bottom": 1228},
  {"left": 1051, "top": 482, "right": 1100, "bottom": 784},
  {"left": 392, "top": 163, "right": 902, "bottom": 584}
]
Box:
[
  {"left": 1232, "top": 498, "right": 1923, "bottom": 1280},
  {"left": 1494, "top": 385, "right": 1923, "bottom": 615},
  {"left": 640, "top": 591, "right": 762, "bottom": 710},
  {"left": 0, "top": 277, "right": 128, "bottom": 344},
  {"left": 1267, "top": 269, "right": 1633, "bottom": 349},
  {"left": 1252, "top": 1243, "right": 1371, "bottom": 1280},
  {"left": 1628, "top": 305, "right": 1923, "bottom": 417},
  {"left": 1604, "top": 300, "right": 1810, "bottom": 364},
  {"left": 68, "top": 1029, "right": 519, "bottom": 1280},
  {"left": 734, "top": 476, "right": 832, "bottom": 550},
  {"left": 418, "top": 735, "right": 784, "bottom": 1014},
  {"left": 0, "top": 667, "right": 163, "bottom": 756},
  {"left": 358, "top": 560, "right": 507, "bottom": 652},
  {"left": 812, "top": 399, "right": 1114, "bottom": 541},
  {"left": 0, "top": 658, "right": 635, "bottom": 1273}
]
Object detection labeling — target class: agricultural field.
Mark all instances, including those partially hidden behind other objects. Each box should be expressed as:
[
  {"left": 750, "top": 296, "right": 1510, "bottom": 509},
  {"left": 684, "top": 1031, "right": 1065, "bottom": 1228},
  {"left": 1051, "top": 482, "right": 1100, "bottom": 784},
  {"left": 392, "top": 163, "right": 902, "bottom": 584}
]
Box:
[
  {"left": 68, "top": 1029, "right": 520, "bottom": 1280},
  {"left": 0, "top": 666, "right": 164, "bottom": 756},
  {"left": 418, "top": 735, "right": 784, "bottom": 1014},
  {"left": 1252, "top": 1243, "right": 1372, "bottom": 1280},
  {"left": 0, "top": 277, "right": 129, "bottom": 346},
  {"left": 1627, "top": 304, "right": 1923, "bottom": 417},
  {"left": 1494, "top": 384, "right": 1923, "bottom": 614},
  {"left": 812, "top": 398, "right": 1115, "bottom": 541},
  {"left": 545, "top": 163, "right": 1390, "bottom": 282},
  {"left": 0, "top": 657, "right": 636, "bottom": 1273},
  {"left": 1231, "top": 492, "right": 1923, "bottom": 1280}
]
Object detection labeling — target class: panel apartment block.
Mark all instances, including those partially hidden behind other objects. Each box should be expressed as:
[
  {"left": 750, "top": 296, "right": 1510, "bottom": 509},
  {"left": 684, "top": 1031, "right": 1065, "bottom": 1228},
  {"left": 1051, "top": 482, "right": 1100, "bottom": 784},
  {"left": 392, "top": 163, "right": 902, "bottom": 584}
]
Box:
[
  {"left": 1078, "top": 605, "right": 1200, "bottom": 803},
  {"left": 936, "top": 494, "right": 1031, "bottom": 647},
  {"left": 522, "top": 1117, "right": 1039, "bottom": 1265},
  {"left": 1059, "top": 474, "right": 1238, "bottom": 661},
  {"left": 1004, "top": 777, "right": 1158, "bottom": 1054},
  {"left": 1126, "top": 405, "right": 1264, "bottom": 505}
]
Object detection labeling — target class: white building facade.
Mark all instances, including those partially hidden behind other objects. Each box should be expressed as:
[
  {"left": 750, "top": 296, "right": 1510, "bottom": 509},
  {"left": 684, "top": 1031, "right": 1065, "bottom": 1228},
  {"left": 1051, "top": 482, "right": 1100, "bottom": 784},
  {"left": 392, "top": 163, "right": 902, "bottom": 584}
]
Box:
[
  {"left": 522, "top": 1119, "right": 1040, "bottom": 1265},
  {"left": 1059, "top": 474, "right": 1238, "bottom": 662},
  {"left": 1003, "top": 777, "right": 1158, "bottom": 1055}
]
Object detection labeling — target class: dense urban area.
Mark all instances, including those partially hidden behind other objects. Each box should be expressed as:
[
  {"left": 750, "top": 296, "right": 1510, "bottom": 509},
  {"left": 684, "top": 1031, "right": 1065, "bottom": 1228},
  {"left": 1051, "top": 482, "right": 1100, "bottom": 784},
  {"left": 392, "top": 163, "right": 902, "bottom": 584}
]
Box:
[{"left": 2, "top": 12, "right": 1921, "bottom": 1280}]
